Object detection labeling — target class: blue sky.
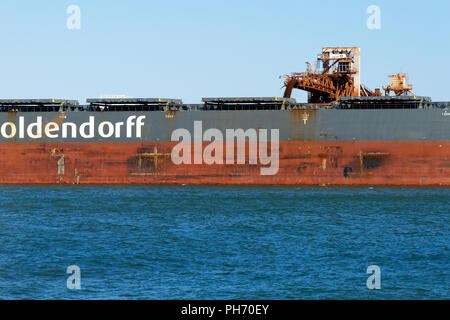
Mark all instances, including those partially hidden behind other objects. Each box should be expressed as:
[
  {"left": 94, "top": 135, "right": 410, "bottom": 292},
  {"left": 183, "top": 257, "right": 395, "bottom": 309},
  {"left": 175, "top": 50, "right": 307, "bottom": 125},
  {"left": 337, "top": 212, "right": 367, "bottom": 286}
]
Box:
[{"left": 0, "top": 0, "right": 449, "bottom": 103}]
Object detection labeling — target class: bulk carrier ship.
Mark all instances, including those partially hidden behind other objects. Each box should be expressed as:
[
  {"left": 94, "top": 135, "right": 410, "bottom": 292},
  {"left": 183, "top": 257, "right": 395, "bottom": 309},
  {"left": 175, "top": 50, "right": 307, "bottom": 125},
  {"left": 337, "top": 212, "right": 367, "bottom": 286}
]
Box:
[{"left": 1, "top": 47, "right": 449, "bottom": 185}]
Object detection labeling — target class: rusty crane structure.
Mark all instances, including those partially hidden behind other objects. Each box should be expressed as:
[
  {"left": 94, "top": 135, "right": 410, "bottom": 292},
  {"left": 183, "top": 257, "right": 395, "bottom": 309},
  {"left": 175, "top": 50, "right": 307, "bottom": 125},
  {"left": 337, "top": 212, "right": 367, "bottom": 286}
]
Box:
[
  {"left": 383, "top": 73, "right": 414, "bottom": 96},
  {"left": 281, "top": 47, "right": 416, "bottom": 103},
  {"left": 282, "top": 47, "right": 383, "bottom": 103}
]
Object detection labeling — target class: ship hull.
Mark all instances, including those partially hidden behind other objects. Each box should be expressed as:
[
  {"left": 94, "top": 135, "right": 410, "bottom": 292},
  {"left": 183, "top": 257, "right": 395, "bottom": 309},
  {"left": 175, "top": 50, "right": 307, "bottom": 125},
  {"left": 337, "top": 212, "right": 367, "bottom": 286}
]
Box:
[
  {"left": 0, "top": 140, "right": 448, "bottom": 185},
  {"left": 0, "top": 108, "right": 448, "bottom": 185}
]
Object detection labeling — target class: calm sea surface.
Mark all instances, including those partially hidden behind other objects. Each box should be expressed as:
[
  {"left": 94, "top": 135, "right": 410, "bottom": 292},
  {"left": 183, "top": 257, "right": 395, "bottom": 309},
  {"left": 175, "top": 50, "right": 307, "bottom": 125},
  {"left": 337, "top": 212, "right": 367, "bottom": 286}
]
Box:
[{"left": 0, "top": 186, "right": 448, "bottom": 299}]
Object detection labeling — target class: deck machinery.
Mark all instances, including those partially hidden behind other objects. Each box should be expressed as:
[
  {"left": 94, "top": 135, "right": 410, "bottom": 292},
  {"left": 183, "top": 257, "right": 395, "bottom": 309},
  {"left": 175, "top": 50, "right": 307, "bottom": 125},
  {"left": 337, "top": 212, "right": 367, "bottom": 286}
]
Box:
[{"left": 281, "top": 47, "right": 414, "bottom": 103}]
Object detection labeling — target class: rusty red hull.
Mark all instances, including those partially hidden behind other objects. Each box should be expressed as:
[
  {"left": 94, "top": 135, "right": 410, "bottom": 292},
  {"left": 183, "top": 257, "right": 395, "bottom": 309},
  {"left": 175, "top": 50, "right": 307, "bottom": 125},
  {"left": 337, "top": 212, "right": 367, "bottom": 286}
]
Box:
[{"left": 1, "top": 141, "right": 449, "bottom": 186}]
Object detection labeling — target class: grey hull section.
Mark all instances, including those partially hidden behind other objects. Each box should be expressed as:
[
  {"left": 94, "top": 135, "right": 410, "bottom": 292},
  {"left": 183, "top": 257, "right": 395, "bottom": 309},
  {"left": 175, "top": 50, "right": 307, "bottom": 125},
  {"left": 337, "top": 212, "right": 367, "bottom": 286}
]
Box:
[{"left": 0, "top": 108, "right": 449, "bottom": 143}]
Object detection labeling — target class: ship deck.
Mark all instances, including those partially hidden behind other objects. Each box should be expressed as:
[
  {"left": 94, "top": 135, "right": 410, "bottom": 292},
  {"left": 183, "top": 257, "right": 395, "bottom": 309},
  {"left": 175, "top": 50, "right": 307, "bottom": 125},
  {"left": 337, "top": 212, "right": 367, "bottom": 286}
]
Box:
[{"left": 0, "top": 96, "right": 448, "bottom": 112}]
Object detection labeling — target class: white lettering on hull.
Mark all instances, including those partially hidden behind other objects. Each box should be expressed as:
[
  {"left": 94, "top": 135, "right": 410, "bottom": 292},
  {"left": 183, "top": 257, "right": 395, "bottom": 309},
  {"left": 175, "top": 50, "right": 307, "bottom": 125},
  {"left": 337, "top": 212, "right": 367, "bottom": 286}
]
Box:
[{"left": 0, "top": 116, "right": 146, "bottom": 139}]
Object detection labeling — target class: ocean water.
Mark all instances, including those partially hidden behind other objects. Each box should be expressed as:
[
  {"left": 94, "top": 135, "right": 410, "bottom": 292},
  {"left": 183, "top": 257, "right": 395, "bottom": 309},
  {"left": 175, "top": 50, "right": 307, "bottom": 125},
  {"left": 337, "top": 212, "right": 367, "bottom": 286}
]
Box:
[{"left": 0, "top": 185, "right": 448, "bottom": 300}]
